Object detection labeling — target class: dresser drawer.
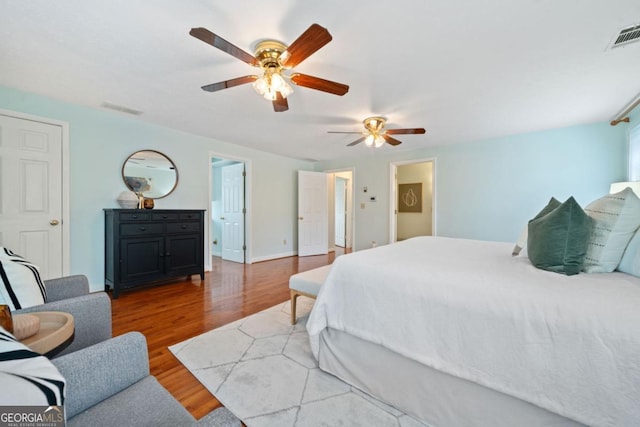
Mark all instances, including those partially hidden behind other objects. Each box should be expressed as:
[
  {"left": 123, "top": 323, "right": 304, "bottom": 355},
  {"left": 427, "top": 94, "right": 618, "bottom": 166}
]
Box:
[
  {"left": 119, "top": 212, "right": 149, "bottom": 221},
  {"left": 152, "top": 213, "right": 178, "bottom": 221},
  {"left": 179, "top": 212, "right": 201, "bottom": 220},
  {"left": 120, "top": 223, "right": 163, "bottom": 236},
  {"left": 166, "top": 222, "right": 201, "bottom": 234}
]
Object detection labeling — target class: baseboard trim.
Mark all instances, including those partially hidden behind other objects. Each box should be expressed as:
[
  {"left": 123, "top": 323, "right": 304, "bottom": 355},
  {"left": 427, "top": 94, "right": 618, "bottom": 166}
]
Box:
[{"left": 250, "top": 251, "right": 297, "bottom": 263}]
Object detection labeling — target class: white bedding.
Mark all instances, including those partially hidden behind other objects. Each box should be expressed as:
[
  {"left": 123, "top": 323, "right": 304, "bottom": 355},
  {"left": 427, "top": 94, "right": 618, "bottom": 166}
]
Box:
[{"left": 306, "top": 236, "right": 640, "bottom": 427}]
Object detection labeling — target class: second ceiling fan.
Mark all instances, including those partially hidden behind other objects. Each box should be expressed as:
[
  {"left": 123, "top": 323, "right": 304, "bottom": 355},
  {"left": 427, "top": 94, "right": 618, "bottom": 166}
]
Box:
[
  {"left": 329, "top": 117, "right": 426, "bottom": 147},
  {"left": 189, "top": 24, "right": 349, "bottom": 112}
]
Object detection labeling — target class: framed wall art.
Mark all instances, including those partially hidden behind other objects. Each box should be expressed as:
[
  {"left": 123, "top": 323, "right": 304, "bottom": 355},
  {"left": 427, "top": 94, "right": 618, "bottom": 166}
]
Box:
[{"left": 398, "top": 183, "right": 422, "bottom": 213}]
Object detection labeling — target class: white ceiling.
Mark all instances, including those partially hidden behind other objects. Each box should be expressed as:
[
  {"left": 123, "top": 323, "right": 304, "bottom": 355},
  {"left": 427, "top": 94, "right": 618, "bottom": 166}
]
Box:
[{"left": 1, "top": 1, "right": 639, "bottom": 161}]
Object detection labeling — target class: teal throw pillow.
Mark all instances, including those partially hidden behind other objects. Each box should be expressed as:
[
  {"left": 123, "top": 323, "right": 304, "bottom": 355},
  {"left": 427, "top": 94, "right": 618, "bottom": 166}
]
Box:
[
  {"left": 512, "top": 197, "right": 560, "bottom": 256},
  {"left": 527, "top": 196, "right": 592, "bottom": 276}
]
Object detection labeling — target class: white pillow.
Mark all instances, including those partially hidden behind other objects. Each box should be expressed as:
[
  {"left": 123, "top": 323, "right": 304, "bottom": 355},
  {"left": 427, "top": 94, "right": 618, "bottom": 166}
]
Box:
[
  {"left": 618, "top": 229, "right": 640, "bottom": 276},
  {"left": 0, "top": 327, "right": 66, "bottom": 406},
  {"left": 512, "top": 226, "right": 528, "bottom": 256},
  {"left": 0, "top": 248, "right": 46, "bottom": 310},
  {"left": 583, "top": 188, "right": 640, "bottom": 273}
]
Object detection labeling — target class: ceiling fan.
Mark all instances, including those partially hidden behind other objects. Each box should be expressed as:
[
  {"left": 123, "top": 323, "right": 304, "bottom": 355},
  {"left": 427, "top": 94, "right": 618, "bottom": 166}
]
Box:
[
  {"left": 189, "top": 24, "right": 349, "bottom": 112},
  {"left": 328, "top": 117, "right": 426, "bottom": 147}
]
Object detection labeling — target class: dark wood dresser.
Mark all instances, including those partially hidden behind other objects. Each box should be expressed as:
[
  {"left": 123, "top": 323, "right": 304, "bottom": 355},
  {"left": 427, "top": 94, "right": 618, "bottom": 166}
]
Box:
[{"left": 104, "top": 209, "right": 205, "bottom": 298}]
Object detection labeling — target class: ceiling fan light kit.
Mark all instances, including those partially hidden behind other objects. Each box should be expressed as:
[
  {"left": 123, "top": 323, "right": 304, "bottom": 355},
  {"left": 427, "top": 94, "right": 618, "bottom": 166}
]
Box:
[
  {"left": 189, "top": 24, "right": 349, "bottom": 112},
  {"left": 251, "top": 40, "right": 293, "bottom": 101},
  {"left": 365, "top": 134, "right": 385, "bottom": 148},
  {"left": 363, "top": 117, "right": 386, "bottom": 147}
]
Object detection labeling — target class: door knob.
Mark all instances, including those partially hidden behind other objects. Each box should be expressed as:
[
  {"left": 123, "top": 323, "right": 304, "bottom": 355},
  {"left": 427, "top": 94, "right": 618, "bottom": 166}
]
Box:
[{"left": 50, "top": 219, "right": 60, "bottom": 226}]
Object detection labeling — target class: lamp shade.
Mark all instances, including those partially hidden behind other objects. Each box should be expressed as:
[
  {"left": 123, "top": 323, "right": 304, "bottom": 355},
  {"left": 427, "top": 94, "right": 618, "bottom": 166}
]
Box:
[{"left": 610, "top": 181, "right": 640, "bottom": 197}]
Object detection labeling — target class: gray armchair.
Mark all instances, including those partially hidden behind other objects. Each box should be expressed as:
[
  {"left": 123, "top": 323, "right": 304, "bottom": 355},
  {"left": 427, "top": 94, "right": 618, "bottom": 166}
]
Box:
[
  {"left": 14, "top": 275, "right": 111, "bottom": 357},
  {"left": 52, "top": 332, "right": 240, "bottom": 427}
]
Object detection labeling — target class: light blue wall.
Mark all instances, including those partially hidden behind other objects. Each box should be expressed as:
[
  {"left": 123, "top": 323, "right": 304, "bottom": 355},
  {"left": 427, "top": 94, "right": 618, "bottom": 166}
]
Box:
[
  {"left": 0, "top": 85, "right": 313, "bottom": 291},
  {"left": 316, "top": 122, "right": 628, "bottom": 250},
  {"left": 0, "top": 85, "right": 633, "bottom": 287}
]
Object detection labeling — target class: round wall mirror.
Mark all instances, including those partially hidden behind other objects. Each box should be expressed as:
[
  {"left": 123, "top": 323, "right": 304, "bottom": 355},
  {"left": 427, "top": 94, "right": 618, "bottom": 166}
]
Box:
[{"left": 122, "top": 150, "right": 178, "bottom": 199}]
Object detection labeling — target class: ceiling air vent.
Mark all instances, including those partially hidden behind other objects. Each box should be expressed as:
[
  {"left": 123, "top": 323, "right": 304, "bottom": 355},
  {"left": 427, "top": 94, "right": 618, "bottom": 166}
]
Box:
[
  {"left": 100, "top": 101, "right": 142, "bottom": 116},
  {"left": 609, "top": 23, "right": 640, "bottom": 49}
]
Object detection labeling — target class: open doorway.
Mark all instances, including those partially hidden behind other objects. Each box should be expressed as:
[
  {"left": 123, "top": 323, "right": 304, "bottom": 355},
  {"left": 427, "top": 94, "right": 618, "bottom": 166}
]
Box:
[
  {"left": 389, "top": 159, "right": 435, "bottom": 242},
  {"left": 327, "top": 169, "right": 354, "bottom": 254},
  {"left": 210, "top": 156, "right": 249, "bottom": 265}
]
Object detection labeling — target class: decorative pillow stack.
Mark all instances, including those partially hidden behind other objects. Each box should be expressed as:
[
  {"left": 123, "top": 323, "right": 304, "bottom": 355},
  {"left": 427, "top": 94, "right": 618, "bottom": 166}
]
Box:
[
  {"left": 527, "top": 197, "right": 592, "bottom": 275},
  {"left": 582, "top": 187, "right": 640, "bottom": 273},
  {"left": 0, "top": 248, "right": 46, "bottom": 310}
]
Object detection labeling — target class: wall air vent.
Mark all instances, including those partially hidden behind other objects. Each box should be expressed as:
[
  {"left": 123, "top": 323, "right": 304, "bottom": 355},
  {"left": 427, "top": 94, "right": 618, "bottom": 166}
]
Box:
[
  {"left": 609, "top": 23, "right": 640, "bottom": 49},
  {"left": 100, "top": 101, "right": 143, "bottom": 116}
]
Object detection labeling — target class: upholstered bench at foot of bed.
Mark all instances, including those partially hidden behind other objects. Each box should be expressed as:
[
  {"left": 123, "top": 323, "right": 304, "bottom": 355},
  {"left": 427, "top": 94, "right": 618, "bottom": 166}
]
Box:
[{"left": 289, "top": 264, "right": 332, "bottom": 324}]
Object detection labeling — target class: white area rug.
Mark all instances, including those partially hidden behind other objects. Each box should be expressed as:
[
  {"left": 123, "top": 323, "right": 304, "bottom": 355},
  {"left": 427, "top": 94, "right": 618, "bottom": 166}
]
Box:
[{"left": 169, "top": 298, "right": 428, "bottom": 427}]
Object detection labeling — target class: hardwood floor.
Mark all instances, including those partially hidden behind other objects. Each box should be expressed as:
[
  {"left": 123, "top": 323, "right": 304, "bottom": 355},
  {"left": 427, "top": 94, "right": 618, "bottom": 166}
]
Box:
[{"left": 111, "top": 250, "right": 343, "bottom": 420}]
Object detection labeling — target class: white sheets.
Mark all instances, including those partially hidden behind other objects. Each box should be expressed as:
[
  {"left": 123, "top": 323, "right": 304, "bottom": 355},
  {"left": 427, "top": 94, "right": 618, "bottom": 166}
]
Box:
[{"left": 306, "top": 236, "right": 640, "bottom": 427}]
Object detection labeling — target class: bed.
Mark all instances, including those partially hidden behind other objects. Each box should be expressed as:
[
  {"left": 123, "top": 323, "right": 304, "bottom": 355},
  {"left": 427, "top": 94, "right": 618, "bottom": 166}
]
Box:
[{"left": 306, "top": 236, "right": 640, "bottom": 427}]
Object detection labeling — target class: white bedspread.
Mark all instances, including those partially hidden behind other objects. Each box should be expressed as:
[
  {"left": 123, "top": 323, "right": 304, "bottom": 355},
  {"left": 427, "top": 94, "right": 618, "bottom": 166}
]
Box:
[{"left": 307, "top": 237, "right": 640, "bottom": 427}]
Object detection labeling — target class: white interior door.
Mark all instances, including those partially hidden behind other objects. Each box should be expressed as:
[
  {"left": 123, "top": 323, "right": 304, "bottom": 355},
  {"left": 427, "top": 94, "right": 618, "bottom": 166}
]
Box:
[
  {"left": 0, "top": 114, "right": 63, "bottom": 279},
  {"left": 298, "top": 170, "right": 328, "bottom": 256},
  {"left": 221, "top": 163, "right": 245, "bottom": 263}
]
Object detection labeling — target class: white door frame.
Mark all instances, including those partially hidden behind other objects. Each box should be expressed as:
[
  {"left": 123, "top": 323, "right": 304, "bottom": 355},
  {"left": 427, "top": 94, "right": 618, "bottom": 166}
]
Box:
[
  {"left": 0, "top": 108, "right": 70, "bottom": 276},
  {"left": 389, "top": 158, "right": 436, "bottom": 243},
  {"left": 325, "top": 167, "right": 356, "bottom": 250},
  {"left": 208, "top": 151, "right": 252, "bottom": 268}
]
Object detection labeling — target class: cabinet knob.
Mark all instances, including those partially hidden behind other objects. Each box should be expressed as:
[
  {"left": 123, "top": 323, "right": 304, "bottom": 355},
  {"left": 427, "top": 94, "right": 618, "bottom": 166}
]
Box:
[
  {"left": 181, "top": 225, "right": 188, "bottom": 229},
  {"left": 139, "top": 227, "right": 146, "bottom": 231},
  {"left": 298, "top": 217, "right": 304, "bottom": 220},
  {"left": 220, "top": 217, "right": 225, "bottom": 220},
  {"left": 50, "top": 219, "right": 60, "bottom": 226}
]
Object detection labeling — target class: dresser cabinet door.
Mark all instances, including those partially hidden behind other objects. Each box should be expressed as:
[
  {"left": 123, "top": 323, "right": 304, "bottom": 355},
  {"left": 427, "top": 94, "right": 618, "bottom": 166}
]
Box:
[
  {"left": 119, "top": 237, "right": 165, "bottom": 286},
  {"left": 166, "top": 234, "right": 201, "bottom": 275}
]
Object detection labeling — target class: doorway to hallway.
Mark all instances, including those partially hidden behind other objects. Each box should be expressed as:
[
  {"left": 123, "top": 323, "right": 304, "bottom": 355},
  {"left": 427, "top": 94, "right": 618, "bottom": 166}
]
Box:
[
  {"left": 389, "top": 159, "right": 435, "bottom": 242},
  {"left": 210, "top": 156, "right": 248, "bottom": 264},
  {"left": 296, "top": 168, "right": 355, "bottom": 257},
  {"left": 328, "top": 169, "right": 354, "bottom": 252}
]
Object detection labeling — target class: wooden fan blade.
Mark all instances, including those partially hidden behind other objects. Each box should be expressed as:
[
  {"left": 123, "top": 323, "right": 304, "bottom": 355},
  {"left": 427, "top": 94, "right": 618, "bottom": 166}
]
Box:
[
  {"left": 290, "top": 73, "right": 349, "bottom": 96},
  {"left": 201, "top": 75, "right": 258, "bottom": 92},
  {"left": 327, "top": 131, "right": 363, "bottom": 134},
  {"left": 347, "top": 136, "right": 366, "bottom": 147},
  {"left": 383, "top": 135, "right": 403, "bottom": 146},
  {"left": 272, "top": 92, "right": 289, "bottom": 112},
  {"left": 385, "top": 128, "right": 426, "bottom": 135},
  {"left": 281, "top": 24, "right": 332, "bottom": 68},
  {"left": 190, "top": 27, "right": 259, "bottom": 66}
]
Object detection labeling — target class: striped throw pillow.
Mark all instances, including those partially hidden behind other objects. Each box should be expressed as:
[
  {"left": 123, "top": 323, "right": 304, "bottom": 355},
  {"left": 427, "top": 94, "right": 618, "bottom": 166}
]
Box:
[
  {"left": 0, "top": 248, "right": 46, "bottom": 310},
  {"left": 0, "top": 327, "right": 65, "bottom": 405},
  {"left": 583, "top": 188, "right": 640, "bottom": 273}
]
